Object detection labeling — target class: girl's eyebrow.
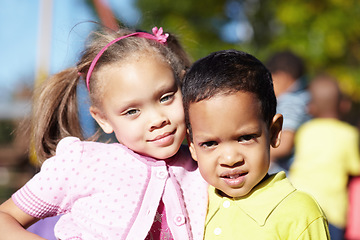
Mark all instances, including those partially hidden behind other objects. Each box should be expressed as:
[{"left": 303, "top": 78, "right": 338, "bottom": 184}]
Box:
[
  {"left": 112, "top": 98, "right": 142, "bottom": 113},
  {"left": 115, "top": 83, "right": 178, "bottom": 113},
  {"left": 155, "top": 80, "right": 178, "bottom": 93},
  {"left": 150, "top": 83, "right": 178, "bottom": 100}
]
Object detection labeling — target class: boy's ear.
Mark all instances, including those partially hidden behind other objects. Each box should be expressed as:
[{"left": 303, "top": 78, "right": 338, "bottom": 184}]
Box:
[
  {"left": 180, "top": 69, "right": 186, "bottom": 79},
  {"left": 186, "top": 129, "right": 198, "bottom": 162},
  {"left": 270, "top": 114, "right": 283, "bottom": 148},
  {"left": 90, "top": 106, "right": 114, "bottom": 134}
]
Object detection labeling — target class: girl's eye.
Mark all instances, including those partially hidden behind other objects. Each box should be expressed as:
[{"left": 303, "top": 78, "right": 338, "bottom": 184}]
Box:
[
  {"left": 200, "top": 141, "right": 218, "bottom": 148},
  {"left": 238, "top": 135, "right": 256, "bottom": 142},
  {"left": 124, "top": 109, "right": 139, "bottom": 116},
  {"left": 160, "top": 93, "right": 174, "bottom": 103}
]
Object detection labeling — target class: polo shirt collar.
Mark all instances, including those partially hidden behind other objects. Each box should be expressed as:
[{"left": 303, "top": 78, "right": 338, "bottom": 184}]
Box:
[{"left": 207, "top": 171, "right": 295, "bottom": 226}]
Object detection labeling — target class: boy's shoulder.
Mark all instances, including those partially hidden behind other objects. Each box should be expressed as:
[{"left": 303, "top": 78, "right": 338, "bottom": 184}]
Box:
[
  {"left": 250, "top": 172, "right": 326, "bottom": 221},
  {"left": 281, "top": 188, "right": 326, "bottom": 218},
  {"left": 260, "top": 172, "right": 325, "bottom": 216}
]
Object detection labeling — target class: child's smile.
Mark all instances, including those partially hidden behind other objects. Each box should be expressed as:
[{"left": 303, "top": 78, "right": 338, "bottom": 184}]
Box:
[{"left": 147, "top": 129, "right": 177, "bottom": 147}]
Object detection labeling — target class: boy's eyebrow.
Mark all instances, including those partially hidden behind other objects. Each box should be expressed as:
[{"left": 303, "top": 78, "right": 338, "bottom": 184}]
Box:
[
  {"left": 192, "top": 125, "right": 263, "bottom": 139},
  {"left": 191, "top": 130, "right": 216, "bottom": 139}
]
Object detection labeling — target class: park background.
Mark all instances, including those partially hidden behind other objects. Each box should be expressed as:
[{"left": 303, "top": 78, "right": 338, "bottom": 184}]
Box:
[{"left": 1, "top": 0, "right": 360, "bottom": 202}]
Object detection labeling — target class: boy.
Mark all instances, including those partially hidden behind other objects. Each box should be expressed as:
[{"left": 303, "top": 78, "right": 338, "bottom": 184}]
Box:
[{"left": 182, "top": 49, "right": 330, "bottom": 239}]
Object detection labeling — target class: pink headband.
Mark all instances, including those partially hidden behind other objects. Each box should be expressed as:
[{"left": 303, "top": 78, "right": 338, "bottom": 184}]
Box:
[{"left": 85, "top": 27, "right": 169, "bottom": 91}]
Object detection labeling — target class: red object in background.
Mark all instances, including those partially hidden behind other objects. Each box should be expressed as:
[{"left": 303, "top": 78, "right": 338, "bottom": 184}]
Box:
[
  {"left": 346, "top": 176, "right": 360, "bottom": 240},
  {"left": 93, "top": 0, "right": 119, "bottom": 32}
]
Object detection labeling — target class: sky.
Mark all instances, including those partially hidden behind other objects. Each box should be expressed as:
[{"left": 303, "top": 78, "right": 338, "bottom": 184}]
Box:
[
  {"left": 0, "top": 0, "right": 139, "bottom": 104},
  {"left": 0, "top": 0, "right": 140, "bottom": 120},
  {"left": 0, "top": 0, "right": 246, "bottom": 120}
]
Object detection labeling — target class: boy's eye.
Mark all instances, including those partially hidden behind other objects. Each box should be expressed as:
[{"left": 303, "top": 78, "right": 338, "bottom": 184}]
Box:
[
  {"left": 200, "top": 141, "right": 218, "bottom": 148},
  {"left": 238, "top": 135, "right": 256, "bottom": 142},
  {"left": 160, "top": 93, "right": 174, "bottom": 103}
]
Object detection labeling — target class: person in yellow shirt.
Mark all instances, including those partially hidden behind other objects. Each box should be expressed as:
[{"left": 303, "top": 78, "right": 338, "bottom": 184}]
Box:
[
  {"left": 182, "top": 49, "right": 330, "bottom": 239},
  {"left": 289, "top": 74, "right": 360, "bottom": 240}
]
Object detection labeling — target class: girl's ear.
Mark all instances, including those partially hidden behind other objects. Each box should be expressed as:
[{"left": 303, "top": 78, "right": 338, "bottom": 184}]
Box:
[
  {"left": 187, "top": 129, "right": 198, "bottom": 162},
  {"left": 270, "top": 114, "right": 283, "bottom": 148},
  {"left": 90, "top": 106, "right": 114, "bottom": 134}
]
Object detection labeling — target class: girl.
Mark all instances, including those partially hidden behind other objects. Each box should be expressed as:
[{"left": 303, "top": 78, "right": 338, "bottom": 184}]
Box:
[{"left": 0, "top": 26, "right": 208, "bottom": 240}]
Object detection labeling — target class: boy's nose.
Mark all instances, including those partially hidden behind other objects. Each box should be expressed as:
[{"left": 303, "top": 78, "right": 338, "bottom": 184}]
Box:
[{"left": 219, "top": 144, "right": 244, "bottom": 167}]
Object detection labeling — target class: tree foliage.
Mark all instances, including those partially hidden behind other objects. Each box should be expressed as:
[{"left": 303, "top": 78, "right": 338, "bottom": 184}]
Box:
[{"left": 135, "top": 0, "right": 360, "bottom": 101}]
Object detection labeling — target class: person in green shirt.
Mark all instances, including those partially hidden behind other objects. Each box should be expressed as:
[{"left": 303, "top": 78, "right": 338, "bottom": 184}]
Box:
[{"left": 182, "top": 49, "right": 330, "bottom": 239}]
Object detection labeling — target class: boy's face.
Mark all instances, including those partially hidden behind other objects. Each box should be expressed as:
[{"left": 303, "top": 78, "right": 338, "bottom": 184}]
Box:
[{"left": 188, "top": 92, "right": 282, "bottom": 198}]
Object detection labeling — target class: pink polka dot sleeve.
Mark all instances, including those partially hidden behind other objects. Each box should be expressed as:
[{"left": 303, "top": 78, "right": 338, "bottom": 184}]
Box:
[{"left": 12, "top": 137, "right": 83, "bottom": 218}]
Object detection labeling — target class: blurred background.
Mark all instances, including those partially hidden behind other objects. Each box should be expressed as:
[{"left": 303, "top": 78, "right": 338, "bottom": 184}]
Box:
[{"left": 1, "top": 0, "right": 360, "bottom": 202}]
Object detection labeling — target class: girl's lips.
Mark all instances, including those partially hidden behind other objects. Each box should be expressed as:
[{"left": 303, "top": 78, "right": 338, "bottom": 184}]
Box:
[
  {"left": 148, "top": 130, "right": 176, "bottom": 142},
  {"left": 148, "top": 130, "right": 176, "bottom": 146}
]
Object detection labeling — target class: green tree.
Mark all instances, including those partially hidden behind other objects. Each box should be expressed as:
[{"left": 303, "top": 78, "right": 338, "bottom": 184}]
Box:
[
  {"left": 136, "top": 0, "right": 360, "bottom": 102},
  {"left": 137, "top": 0, "right": 234, "bottom": 60},
  {"left": 258, "top": 0, "right": 360, "bottom": 101}
]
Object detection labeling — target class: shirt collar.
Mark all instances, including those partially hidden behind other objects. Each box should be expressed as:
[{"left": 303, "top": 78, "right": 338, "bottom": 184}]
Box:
[{"left": 207, "top": 171, "right": 295, "bottom": 226}]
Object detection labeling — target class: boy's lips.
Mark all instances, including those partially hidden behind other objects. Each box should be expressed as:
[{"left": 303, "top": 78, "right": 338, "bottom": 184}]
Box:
[
  {"left": 220, "top": 169, "right": 247, "bottom": 178},
  {"left": 220, "top": 169, "right": 248, "bottom": 187}
]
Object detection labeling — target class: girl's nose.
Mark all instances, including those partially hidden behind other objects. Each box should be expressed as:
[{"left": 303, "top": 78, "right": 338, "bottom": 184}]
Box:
[{"left": 149, "top": 109, "right": 169, "bottom": 131}]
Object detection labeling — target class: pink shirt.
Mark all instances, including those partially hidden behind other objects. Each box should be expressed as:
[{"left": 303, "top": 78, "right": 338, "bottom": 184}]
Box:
[{"left": 12, "top": 137, "right": 208, "bottom": 240}]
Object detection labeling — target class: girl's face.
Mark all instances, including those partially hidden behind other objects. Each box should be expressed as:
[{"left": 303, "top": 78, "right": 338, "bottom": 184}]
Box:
[{"left": 91, "top": 56, "right": 186, "bottom": 160}]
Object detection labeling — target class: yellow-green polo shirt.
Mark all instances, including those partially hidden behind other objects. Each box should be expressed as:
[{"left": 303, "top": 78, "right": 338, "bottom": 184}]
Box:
[{"left": 205, "top": 172, "right": 330, "bottom": 239}]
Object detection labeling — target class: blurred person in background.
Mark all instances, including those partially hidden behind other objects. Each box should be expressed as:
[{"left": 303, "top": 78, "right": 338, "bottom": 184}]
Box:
[
  {"left": 289, "top": 74, "right": 360, "bottom": 240},
  {"left": 266, "top": 51, "right": 311, "bottom": 174}
]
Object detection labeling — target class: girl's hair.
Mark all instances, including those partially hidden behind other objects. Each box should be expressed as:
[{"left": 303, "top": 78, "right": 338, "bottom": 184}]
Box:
[
  {"left": 166, "top": 33, "right": 192, "bottom": 70},
  {"left": 31, "top": 27, "right": 184, "bottom": 162}
]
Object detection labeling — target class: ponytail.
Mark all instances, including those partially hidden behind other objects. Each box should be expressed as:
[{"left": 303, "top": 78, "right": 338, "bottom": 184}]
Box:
[{"left": 32, "top": 67, "right": 84, "bottom": 162}]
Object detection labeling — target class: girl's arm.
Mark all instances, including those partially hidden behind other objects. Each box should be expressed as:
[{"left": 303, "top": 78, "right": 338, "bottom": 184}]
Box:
[{"left": 0, "top": 198, "right": 46, "bottom": 240}]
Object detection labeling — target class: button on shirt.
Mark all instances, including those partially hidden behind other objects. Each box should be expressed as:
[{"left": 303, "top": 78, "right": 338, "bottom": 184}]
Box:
[{"left": 205, "top": 172, "right": 330, "bottom": 239}]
